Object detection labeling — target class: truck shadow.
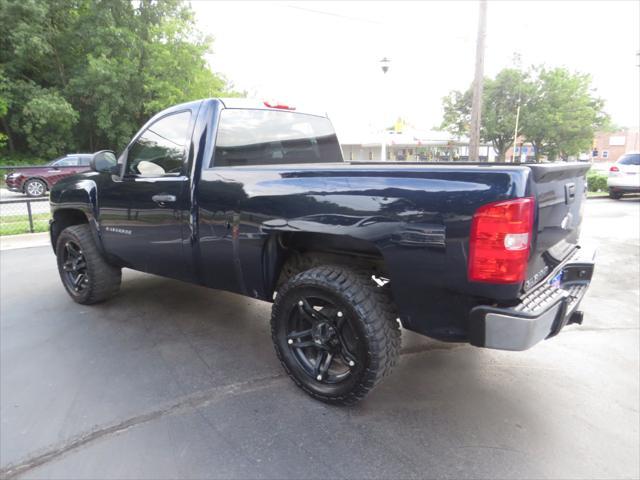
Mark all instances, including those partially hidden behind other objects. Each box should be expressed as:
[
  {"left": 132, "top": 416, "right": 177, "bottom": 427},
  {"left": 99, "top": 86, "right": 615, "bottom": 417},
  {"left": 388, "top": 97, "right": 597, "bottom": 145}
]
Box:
[
  {"left": 96, "top": 270, "right": 546, "bottom": 425},
  {"left": 6, "top": 265, "right": 570, "bottom": 479}
]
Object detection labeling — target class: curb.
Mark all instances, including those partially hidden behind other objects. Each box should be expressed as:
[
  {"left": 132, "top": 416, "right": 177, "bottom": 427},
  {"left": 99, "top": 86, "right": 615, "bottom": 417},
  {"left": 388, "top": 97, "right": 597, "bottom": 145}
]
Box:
[{"left": 0, "top": 232, "right": 50, "bottom": 251}]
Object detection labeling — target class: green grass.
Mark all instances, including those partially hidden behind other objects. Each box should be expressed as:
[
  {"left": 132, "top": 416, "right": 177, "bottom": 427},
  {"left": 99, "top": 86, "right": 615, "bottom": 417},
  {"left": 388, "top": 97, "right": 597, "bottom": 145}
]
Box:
[{"left": 0, "top": 212, "right": 50, "bottom": 236}]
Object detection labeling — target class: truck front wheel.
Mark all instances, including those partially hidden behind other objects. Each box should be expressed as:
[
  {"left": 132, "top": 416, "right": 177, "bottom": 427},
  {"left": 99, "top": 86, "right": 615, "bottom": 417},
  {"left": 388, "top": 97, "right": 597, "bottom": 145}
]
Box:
[
  {"left": 271, "top": 265, "right": 401, "bottom": 405},
  {"left": 55, "top": 224, "right": 121, "bottom": 304}
]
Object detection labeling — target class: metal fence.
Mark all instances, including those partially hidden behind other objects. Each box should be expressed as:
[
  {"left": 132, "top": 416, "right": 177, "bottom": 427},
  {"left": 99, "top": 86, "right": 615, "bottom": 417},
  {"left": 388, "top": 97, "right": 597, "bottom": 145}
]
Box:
[{"left": 0, "top": 198, "right": 50, "bottom": 235}]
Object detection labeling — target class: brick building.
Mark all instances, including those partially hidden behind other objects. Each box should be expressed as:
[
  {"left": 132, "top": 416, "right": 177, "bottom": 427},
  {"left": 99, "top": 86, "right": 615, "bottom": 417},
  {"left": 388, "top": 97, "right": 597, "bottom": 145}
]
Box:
[{"left": 592, "top": 128, "right": 640, "bottom": 163}]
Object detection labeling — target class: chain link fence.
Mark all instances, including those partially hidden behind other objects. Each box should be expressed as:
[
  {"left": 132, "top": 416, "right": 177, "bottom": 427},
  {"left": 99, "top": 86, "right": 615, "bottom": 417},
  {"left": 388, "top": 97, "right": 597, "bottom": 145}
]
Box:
[
  {"left": 0, "top": 198, "right": 50, "bottom": 236},
  {"left": 1, "top": 166, "right": 51, "bottom": 235}
]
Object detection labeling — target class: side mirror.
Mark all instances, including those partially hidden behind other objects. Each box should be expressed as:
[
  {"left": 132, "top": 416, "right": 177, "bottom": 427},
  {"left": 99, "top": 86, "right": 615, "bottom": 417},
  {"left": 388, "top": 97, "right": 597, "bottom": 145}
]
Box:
[{"left": 90, "top": 150, "right": 119, "bottom": 175}]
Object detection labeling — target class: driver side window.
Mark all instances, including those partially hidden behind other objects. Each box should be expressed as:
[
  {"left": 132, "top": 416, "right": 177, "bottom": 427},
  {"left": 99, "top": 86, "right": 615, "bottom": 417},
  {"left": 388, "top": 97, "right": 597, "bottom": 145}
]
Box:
[{"left": 126, "top": 111, "right": 191, "bottom": 176}]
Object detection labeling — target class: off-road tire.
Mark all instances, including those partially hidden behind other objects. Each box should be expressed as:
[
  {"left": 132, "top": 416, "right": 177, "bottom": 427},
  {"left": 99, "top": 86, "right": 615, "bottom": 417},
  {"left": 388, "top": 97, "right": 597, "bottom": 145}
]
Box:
[
  {"left": 56, "top": 224, "right": 121, "bottom": 304},
  {"left": 271, "top": 265, "right": 401, "bottom": 405}
]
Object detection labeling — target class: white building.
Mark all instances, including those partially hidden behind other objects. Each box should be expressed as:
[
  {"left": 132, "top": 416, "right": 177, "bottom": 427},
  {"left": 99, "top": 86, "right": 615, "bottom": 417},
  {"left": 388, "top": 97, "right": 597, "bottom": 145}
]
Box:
[{"left": 340, "top": 129, "right": 497, "bottom": 162}]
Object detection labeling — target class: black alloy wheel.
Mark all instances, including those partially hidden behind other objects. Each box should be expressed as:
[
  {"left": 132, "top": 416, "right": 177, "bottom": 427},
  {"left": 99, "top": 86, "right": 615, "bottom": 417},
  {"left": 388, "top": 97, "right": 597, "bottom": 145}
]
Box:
[
  {"left": 55, "top": 224, "right": 121, "bottom": 304},
  {"left": 286, "top": 294, "right": 363, "bottom": 384},
  {"left": 271, "top": 265, "right": 401, "bottom": 405},
  {"left": 61, "top": 240, "right": 89, "bottom": 294}
]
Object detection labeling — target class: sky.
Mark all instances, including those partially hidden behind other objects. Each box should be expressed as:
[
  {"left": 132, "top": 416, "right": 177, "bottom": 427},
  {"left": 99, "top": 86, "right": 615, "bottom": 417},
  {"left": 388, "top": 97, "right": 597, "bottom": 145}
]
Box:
[{"left": 191, "top": 1, "right": 640, "bottom": 139}]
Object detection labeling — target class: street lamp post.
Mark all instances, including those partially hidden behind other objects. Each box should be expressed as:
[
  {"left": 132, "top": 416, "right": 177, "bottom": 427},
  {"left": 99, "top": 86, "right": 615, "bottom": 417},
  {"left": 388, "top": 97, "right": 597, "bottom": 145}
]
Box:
[{"left": 380, "top": 57, "right": 390, "bottom": 161}]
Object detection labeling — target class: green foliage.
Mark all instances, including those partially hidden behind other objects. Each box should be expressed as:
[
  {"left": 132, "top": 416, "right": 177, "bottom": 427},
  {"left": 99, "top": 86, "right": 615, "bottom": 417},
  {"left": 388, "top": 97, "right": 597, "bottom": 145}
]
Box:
[
  {"left": 439, "top": 64, "right": 609, "bottom": 162},
  {"left": 440, "top": 69, "right": 530, "bottom": 160},
  {"left": 586, "top": 171, "right": 608, "bottom": 192},
  {"left": 522, "top": 66, "right": 608, "bottom": 161},
  {"left": 20, "top": 90, "right": 78, "bottom": 158},
  {"left": 440, "top": 90, "right": 471, "bottom": 139},
  {"left": 0, "top": 0, "right": 242, "bottom": 160},
  {"left": 0, "top": 153, "right": 46, "bottom": 166}
]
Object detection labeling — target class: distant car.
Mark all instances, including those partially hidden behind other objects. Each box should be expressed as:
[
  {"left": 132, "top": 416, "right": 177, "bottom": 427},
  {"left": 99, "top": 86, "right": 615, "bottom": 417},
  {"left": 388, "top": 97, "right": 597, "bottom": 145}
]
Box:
[
  {"left": 607, "top": 152, "right": 640, "bottom": 199},
  {"left": 4, "top": 154, "right": 93, "bottom": 197}
]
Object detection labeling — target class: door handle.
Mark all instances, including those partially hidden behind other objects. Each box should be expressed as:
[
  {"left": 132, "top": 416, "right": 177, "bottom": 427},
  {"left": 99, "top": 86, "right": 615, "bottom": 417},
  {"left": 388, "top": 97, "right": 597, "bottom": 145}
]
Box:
[{"left": 152, "top": 194, "right": 176, "bottom": 205}]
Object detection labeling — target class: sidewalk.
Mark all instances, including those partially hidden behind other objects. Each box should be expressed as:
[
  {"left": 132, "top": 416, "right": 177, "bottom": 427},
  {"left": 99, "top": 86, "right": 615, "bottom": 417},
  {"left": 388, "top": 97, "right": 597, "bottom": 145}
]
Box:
[{"left": 0, "top": 232, "right": 50, "bottom": 251}]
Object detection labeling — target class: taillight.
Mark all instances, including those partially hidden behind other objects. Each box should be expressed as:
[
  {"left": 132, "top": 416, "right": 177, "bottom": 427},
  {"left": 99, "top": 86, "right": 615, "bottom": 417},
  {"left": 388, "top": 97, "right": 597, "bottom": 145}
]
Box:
[
  {"left": 610, "top": 165, "right": 619, "bottom": 172},
  {"left": 468, "top": 197, "right": 535, "bottom": 284}
]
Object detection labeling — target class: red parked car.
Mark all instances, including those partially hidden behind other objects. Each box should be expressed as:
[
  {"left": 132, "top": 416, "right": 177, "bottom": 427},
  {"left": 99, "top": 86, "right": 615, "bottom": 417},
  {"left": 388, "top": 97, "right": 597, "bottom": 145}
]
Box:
[{"left": 4, "top": 154, "right": 93, "bottom": 197}]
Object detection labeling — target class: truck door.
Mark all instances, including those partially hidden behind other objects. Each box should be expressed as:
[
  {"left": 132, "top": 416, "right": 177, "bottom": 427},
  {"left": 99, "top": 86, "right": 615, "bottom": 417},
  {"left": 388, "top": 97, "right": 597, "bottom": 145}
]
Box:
[{"left": 99, "top": 108, "right": 197, "bottom": 281}]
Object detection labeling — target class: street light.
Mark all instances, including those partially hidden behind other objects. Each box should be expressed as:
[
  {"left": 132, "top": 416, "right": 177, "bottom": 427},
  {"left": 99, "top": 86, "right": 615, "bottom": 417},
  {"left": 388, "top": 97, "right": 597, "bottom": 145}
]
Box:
[
  {"left": 380, "top": 57, "right": 390, "bottom": 161},
  {"left": 380, "top": 57, "right": 391, "bottom": 74}
]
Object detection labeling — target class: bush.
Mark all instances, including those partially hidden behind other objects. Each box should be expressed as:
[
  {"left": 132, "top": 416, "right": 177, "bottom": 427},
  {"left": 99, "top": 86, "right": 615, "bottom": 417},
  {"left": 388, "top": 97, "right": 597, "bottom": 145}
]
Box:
[
  {"left": 0, "top": 153, "right": 46, "bottom": 166},
  {"left": 19, "top": 91, "right": 78, "bottom": 159},
  {"left": 587, "top": 171, "right": 608, "bottom": 192}
]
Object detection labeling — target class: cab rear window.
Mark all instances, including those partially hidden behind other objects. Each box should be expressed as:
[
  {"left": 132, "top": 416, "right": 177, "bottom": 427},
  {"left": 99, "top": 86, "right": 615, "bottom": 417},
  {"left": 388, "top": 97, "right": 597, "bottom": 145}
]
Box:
[{"left": 211, "top": 109, "right": 342, "bottom": 167}]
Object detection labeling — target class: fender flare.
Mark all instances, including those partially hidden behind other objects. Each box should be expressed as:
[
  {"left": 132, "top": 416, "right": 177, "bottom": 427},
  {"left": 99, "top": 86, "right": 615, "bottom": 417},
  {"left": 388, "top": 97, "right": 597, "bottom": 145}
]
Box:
[{"left": 50, "top": 179, "right": 105, "bottom": 254}]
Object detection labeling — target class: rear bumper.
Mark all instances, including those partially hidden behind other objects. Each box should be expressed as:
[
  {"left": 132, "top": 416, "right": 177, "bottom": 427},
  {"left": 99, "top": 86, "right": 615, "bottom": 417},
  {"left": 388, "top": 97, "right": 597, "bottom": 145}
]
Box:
[
  {"left": 608, "top": 176, "right": 640, "bottom": 190},
  {"left": 469, "top": 246, "right": 596, "bottom": 351}
]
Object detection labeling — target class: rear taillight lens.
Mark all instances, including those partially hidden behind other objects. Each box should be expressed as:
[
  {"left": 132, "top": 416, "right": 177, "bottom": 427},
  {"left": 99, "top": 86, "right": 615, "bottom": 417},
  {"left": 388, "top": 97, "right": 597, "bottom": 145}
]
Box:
[
  {"left": 610, "top": 165, "right": 619, "bottom": 172},
  {"left": 468, "top": 197, "right": 535, "bottom": 284}
]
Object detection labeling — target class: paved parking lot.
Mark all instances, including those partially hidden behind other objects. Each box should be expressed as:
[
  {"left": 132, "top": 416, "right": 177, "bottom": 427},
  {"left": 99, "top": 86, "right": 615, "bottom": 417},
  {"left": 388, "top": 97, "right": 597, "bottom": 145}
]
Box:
[{"left": 1, "top": 198, "right": 638, "bottom": 479}]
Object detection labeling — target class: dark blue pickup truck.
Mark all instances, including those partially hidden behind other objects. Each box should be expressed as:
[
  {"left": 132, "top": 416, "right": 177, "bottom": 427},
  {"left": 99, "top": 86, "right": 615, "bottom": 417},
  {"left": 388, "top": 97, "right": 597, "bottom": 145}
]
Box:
[{"left": 49, "top": 98, "right": 595, "bottom": 404}]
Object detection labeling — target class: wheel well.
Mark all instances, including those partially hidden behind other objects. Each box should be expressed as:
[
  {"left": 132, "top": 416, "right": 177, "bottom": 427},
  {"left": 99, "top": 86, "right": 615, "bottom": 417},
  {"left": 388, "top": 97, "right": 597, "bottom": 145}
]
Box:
[
  {"left": 50, "top": 209, "right": 89, "bottom": 249},
  {"left": 266, "top": 232, "right": 388, "bottom": 297}
]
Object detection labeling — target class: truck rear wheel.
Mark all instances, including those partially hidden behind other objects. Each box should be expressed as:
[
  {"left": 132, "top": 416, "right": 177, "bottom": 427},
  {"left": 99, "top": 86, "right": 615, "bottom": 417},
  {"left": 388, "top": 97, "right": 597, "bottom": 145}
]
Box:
[
  {"left": 271, "top": 265, "right": 400, "bottom": 405},
  {"left": 55, "top": 224, "right": 121, "bottom": 304}
]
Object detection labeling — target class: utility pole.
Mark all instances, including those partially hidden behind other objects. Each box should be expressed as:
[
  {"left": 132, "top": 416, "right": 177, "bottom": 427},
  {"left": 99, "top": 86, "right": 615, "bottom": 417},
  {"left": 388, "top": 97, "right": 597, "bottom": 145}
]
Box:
[
  {"left": 380, "top": 57, "right": 391, "bottom": 161},
  {"left": 511, "top": 52, "right": 522, "bottom": 163},
  {"left": 469, "top": 0, "right": 487, "bottom": 161}
]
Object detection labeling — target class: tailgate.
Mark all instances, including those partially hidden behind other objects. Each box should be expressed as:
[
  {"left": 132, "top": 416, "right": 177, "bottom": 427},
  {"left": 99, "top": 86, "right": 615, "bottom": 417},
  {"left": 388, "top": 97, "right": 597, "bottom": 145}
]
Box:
[{"left": 524, "top": 163, "right": 591, "bottom": 292}]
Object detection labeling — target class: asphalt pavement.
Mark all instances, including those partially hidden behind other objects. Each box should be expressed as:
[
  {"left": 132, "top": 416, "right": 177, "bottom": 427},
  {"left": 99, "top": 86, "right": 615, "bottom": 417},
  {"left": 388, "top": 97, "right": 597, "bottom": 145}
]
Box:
[{"left": 1, "top": 198, "right": 638, "bottom": 479}]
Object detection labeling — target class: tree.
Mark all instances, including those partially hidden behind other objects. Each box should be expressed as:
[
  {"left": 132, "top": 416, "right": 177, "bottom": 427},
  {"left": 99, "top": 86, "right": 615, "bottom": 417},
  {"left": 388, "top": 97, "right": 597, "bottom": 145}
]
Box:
[
  {"left": 440, "top": 89, "right": 471, "bottom": 139},
  {"left": 0, "top": 0, "right": 242, "bottom": 160},
  {"left": 521, "top": 66, "right": 609, "bottom": 161},
  {"left": 20, "top": 90, "right": 78, "bottom": 158},
  {"left": 482, "top": 69, "right": 531, "bottom": 161},
  {"left": 440, "top": 69, "right": 529, "bottom": 161},
  {"left": 439, "top": 65, "right": 609, "bottom": 162}
]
